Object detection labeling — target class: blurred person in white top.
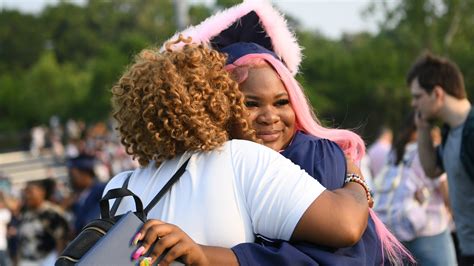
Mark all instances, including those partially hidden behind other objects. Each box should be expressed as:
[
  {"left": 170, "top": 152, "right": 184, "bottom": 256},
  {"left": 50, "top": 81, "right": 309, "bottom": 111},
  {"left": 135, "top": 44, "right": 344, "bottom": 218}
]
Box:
[
  {"left": 367, "top": 126, "right": 393, "bottom": 177},
  {"left": 0, "top": 190, "right": 13, "bottom": 266}
]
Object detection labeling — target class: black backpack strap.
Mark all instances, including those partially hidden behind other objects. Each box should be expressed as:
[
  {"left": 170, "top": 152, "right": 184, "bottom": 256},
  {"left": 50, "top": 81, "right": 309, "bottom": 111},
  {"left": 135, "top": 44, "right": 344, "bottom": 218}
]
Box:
[
  {"left": 100, "top": 187, "right": 145, "bottom": 220},
  {"left": 109, "top": 171, "right": 133, "bottom": 217},
  {"left": 144, "top": 158, "right": 190, "bottom": 215}
]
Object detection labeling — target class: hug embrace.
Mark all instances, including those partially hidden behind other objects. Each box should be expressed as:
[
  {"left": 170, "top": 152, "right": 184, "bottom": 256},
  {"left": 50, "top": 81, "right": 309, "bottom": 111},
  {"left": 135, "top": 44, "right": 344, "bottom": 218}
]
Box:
[{"left": 82, "top": 1, "right": 415, "bottom": 265}]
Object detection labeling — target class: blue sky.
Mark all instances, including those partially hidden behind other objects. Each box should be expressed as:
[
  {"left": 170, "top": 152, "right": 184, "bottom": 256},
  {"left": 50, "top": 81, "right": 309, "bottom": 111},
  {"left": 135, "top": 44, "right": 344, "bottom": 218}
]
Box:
[{"left": 0, "top": 0, "right": 384, "bottom": 39}]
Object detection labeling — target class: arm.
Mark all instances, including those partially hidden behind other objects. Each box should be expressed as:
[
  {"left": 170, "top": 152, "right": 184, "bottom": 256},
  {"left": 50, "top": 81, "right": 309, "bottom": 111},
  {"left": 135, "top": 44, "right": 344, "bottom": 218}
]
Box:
[
  {"left": 415, "top": 112, "right": 444, "bottom": 177},
  {"left": 229, "top": 137, "right": 357, "bottom": 266},
  {"left": 201, "top": 246, "right": 239, "bottom": 265},
  {"left": 233, "top": 140, "right": 369, "bottom": 248},
  {"left": 291, "top": 157, "right": 369, "bottom": 247},
  {"left": 0, "top": 193, "right": 12, "bottom": 223},
  {"left": 281, "top": 137, "right": 346, "bottom": 189},
  {"left": 130, "top": 141, "right": 368, "bottom": 264},
  {"left": 0, "top": 191, "right": 19, "bottom": 214},
  {"left": 438, "top": 176, "right": 451, "bottom": 214},
  {"left": 131, "top": 220, "right": 237, "bottom": 266},
  {"left": 204, "top": 139, "right": 365, "bottom": 263},
  {"left": 285, "top": 138, "right": 369, "bottom": 246}
]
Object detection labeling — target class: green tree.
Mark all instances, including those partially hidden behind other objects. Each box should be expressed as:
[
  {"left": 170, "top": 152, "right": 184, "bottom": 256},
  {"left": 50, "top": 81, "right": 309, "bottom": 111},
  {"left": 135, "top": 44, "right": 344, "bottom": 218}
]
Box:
[
  {"left": 0, "top": 10, "right": 46, "bottom": 72},
  {"left": 19, "top": 52, "right": 91, "bottom": 125},
  {"left": 366, "top": 0, "right": 473, "bottom": 100}
]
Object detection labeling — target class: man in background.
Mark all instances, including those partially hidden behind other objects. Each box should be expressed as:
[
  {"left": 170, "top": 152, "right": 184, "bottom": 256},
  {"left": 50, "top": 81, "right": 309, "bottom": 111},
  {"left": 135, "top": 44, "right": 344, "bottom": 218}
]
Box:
[{"left": 407, "top": 53, "right": 473, "bottom": 266}]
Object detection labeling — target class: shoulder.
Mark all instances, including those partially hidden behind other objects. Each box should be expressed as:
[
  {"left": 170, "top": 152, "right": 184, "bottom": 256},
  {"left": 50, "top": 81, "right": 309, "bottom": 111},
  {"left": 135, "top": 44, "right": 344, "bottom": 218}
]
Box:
[
  {"left": 464, "top": 121, "right": 474, "bottom": 141},
  {"left": 0, "top": 209, "right": 11, "bottom": 223},
  {"left": 228, "top": 139, "right": 279, "bottom": 159},
  {"left": 229, "top": 139, "right": 272, "bottom": 150},
  {"left": 283, "top": 132, "right": 346, "bottom": 188},
  {"left": 103, "top": 170, "right": 135, "bottom": 196},
  {"left": 460, "top": 118, "right": 474, "bottom": 158},
  {"left": 284, "top": 131, "right": 345, "bottom": 161},
  {"left": 40, "top": 202, "right": 67, "bottom": 220},
  {"left": 0, "top": 209, "right": 11, "bottom": 217},
  {"left": 293, "top": 131, "right": 342, "bottom": 150},
  {"left": 227, "top": 139, "right": 306, "bottom": 177},
  {"left": 91, "top": 182, "right": 107, "bottom": 194}
]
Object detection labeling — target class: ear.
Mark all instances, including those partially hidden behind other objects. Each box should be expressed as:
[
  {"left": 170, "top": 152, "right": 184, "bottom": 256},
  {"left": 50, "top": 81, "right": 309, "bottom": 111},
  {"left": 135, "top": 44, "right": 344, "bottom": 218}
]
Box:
[{"left": 433, "top": 85, "right": 445, "bottom": 101}]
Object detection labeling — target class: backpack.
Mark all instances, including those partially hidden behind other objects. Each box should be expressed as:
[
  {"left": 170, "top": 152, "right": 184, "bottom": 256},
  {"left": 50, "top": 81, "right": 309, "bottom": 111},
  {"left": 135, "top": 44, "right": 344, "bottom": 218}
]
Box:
[
  {"left": 373, "top": 147, "right": 429, "bottom": 242},
  {"left": 56, "top": 158, "right": 189, "bottom": 265}
]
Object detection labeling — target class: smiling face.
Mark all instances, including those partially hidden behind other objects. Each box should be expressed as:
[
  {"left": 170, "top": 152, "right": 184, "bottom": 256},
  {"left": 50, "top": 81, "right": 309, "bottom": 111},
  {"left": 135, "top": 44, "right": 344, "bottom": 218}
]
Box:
[{"left": 239, "top": 65, "right": 296, "bottom": 151}]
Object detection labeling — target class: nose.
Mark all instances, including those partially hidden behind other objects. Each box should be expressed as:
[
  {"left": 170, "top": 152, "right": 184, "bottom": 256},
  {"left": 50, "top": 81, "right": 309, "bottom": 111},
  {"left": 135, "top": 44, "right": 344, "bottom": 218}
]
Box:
[
  {"left": 411, "top": 99, "right": 417, "bottom": 108},
  {"left": 256, "top": 107, "right": 279, "bottom": 125}
]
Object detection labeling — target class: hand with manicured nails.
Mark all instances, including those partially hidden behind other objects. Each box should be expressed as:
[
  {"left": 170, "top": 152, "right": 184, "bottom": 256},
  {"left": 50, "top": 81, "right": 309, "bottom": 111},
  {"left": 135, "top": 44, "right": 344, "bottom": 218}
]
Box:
[{"left": 131, "top": 220, "right": 209, "bottom": 266}]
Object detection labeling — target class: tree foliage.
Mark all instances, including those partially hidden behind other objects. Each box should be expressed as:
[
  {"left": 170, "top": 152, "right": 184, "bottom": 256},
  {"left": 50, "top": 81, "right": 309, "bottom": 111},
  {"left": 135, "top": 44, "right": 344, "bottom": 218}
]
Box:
[
  {"left": 1, "top": 0, "right": 473, "bottom": 146},
  {"left": 298, "top": 0, "right": 474, "bottom": 142}
]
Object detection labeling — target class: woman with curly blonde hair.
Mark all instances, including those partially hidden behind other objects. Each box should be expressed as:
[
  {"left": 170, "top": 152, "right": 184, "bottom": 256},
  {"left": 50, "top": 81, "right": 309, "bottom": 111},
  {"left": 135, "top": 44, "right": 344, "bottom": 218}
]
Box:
[
  {"left": 104, "top": 36, "right": 372, "bottom": 265},
  {"left": 112, "top": 37, "right": 255, "bottom": 167}
]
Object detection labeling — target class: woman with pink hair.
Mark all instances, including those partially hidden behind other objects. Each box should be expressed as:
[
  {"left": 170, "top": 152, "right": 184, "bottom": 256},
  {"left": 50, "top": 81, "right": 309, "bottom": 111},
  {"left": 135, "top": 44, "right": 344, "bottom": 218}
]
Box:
[
  {"left": 162, "top": 1, "right": 415, "bottom": 265},
  {"left": 223, "top": 41, "right": 411, "bottom": 266}
]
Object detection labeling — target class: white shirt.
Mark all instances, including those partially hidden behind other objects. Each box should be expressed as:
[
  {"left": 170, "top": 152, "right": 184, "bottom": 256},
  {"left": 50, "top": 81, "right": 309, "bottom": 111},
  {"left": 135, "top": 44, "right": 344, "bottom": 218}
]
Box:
[
  {"left": 0, "top": 208, "right": 12, "bottom": 250},
  {"left": 105, "top": 139, "right": 325, "bottom": 247},
  {"left": 368, "top": 141, "right": 391, "bottom": 177}
]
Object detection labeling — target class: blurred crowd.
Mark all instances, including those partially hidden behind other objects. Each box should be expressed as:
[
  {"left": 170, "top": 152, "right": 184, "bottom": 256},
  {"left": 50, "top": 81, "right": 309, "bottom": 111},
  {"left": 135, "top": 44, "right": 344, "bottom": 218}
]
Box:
[
  {"left": 29, "top": 116, "right": 138, "bottom": 179},
  {"left": 0, "top": 117, "right": 138, "bottom": 266},
  {"left": 0, "top": 116, "right": 468, "bottom": 266},
  {"left": 0, "top": 114, "right": 470, "bottom": 266},
  {"left": 362, "top": 119, "right": 459, "bottom": 265}
]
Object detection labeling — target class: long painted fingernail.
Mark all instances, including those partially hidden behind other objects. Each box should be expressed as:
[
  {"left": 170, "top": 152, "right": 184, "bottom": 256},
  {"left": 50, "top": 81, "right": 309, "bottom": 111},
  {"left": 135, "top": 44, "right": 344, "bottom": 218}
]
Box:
[
  {"left": 139, "top": 257, "right": 152, "bottom": 266},
  {"left": 132, "top": 232, "right": 142, "bottom": 245},
  {"left": 132, "top": 246, "right": 145, "bottom": 260}
]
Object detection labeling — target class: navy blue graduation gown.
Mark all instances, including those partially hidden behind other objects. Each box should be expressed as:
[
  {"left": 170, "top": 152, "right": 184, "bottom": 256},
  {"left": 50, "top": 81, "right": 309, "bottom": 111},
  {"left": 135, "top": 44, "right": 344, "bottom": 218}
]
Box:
[{"left": 232, "top": 131, "right": 383, "bottom": 265}]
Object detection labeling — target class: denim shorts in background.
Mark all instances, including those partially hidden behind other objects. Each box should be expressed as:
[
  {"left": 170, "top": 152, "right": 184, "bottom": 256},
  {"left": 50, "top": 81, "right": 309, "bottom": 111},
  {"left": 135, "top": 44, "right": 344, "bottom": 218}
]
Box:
[{"left": 403, "top": 229, "right": 456, "bottom": 266}]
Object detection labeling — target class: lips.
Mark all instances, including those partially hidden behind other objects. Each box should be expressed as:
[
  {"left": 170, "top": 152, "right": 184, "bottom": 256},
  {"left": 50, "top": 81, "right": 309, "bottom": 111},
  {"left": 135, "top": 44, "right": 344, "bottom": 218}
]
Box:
[{"left": 256, "top": 130, "right": 281, "bottom": 142}]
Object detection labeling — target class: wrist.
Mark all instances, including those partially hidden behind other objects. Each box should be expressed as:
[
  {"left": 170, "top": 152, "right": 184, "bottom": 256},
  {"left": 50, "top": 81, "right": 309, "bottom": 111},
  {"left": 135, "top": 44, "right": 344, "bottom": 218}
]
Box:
[
  {"left": 199, "top": 245, "right": 237, "bottom": 266},
  {"left": 196, "top": 245, "right": 211, "bottom": 266},
  {"left": 416, "top": 118, "right": 434, "bottom": 131},
  {"left": 344, "top": 173, "right": 374, "bottom": 208}
]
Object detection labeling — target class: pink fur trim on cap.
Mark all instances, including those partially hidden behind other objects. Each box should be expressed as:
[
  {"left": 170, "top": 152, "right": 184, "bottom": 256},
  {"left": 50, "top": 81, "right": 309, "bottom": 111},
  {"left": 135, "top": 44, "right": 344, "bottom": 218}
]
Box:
[{"left": 163, "top": 0, "right": 302, "bottom": 76}]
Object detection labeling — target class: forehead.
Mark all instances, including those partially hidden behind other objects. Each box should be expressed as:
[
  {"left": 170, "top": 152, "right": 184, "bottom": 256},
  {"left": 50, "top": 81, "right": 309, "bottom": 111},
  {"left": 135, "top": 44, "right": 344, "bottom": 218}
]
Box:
[
  {"left": 26, "top": 183, "right": 42, "bottom": 191},
  {"left": 240, "top": 66, "right": 288, "bottom": 95},
  {"left": 410, "top": 78, "right": 428, "bottom": 95}
]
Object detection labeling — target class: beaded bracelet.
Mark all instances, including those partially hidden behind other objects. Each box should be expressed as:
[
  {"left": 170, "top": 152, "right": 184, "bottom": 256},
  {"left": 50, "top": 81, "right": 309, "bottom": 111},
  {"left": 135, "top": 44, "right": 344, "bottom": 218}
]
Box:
[{"left": 344, "top": 173, "right": 374, "bottom": 208}]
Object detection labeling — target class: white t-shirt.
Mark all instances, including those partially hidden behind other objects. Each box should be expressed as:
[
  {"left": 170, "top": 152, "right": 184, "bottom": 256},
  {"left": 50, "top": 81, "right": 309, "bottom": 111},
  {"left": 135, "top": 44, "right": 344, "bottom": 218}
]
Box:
[
  {"left": 104, "top": 139, "right": 325, "bottom": 247},
  {"left": 0, "top": 208, "right": 11, "bottom": 250}
]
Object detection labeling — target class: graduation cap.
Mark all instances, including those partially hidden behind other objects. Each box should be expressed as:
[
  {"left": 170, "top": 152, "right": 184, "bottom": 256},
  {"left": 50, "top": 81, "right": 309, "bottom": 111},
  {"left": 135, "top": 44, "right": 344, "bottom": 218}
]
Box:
[{"left": 163, "top": 0, "right": 302, "bottom": 76}]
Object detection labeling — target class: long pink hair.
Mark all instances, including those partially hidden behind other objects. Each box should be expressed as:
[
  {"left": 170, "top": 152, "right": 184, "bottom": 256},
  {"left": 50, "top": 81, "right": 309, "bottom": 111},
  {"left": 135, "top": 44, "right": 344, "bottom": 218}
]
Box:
[{"left": 226, "top": 54, "right": 415, "bottom": 266}]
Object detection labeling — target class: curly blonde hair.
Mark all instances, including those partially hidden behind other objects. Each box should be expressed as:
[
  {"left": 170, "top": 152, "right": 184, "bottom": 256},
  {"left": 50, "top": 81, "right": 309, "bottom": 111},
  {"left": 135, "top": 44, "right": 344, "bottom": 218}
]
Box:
[{"left": 111, "top": 36, "right": 256, "bottom": 167}]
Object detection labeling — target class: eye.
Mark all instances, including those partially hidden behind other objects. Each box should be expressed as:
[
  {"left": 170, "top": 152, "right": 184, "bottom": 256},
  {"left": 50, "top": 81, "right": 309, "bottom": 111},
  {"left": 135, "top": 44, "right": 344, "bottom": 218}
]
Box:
[
  {"left": 275, "top": 99, "right": 290, "bottom": 106},
  {"left": 245, "top": 100, "right": 259, "bottom": 108}
]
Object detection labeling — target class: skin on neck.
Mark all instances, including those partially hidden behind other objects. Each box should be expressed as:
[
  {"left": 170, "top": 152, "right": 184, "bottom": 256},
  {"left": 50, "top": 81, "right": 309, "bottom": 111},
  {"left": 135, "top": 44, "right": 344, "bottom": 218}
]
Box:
[{"left": 439, "top": 93, "right": 471, "bottom": 128}]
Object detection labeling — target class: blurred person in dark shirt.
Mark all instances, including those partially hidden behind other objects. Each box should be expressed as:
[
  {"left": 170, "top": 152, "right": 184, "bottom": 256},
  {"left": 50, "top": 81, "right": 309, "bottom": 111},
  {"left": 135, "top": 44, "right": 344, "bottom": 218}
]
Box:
[{"left": 63, "top": 154, "right": 106, "bottom": 235}]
